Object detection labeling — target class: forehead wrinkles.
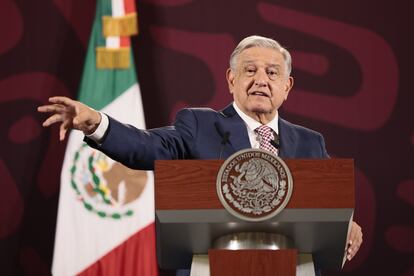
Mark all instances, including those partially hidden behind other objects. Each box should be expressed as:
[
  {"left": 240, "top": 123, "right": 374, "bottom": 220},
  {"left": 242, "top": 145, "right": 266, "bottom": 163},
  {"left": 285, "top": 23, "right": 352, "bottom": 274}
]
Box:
[{"left": 241, "top": 60, "right": 281, "bottom": 68}]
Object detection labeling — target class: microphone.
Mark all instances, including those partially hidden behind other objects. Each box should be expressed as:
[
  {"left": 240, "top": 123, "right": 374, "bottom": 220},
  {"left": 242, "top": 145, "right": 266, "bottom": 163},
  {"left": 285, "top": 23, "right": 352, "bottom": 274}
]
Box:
[
  {"left": 215, "top": 122, "right": 231, "bottom": 159},
  {"left": 270, "top": 132, "right": 280, "bottom": 149}
]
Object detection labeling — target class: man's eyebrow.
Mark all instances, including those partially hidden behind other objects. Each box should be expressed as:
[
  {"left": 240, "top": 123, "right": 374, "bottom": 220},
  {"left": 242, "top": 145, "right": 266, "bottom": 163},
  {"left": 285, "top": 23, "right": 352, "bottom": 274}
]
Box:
[{"left": 266, "top": 63, "right": 281, "bottom": 68}]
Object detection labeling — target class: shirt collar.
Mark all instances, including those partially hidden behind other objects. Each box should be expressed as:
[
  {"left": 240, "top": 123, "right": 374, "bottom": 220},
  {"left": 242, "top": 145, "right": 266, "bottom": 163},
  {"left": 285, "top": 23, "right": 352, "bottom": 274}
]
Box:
[{"left": 232, "top": 102, "right": 279, "bottom": 134}]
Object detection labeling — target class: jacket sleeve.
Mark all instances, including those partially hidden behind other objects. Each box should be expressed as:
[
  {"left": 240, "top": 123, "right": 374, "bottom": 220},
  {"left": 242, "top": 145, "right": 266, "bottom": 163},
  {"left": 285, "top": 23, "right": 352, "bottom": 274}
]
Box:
[
  {"left": 317, "top": 133, "right": 330, "bottom": 158},
  {"left": 84, "top": 109, "right": 198, "bottom": 170}
]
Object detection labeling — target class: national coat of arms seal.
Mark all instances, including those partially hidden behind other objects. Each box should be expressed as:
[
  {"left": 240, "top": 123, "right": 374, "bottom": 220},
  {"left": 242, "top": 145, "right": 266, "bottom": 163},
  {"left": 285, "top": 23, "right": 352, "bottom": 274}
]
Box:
[
  {"left": 70, "top": 143, "right": 148, "bottom": 219},
  {"left": 216, "top": 149, "right": 293, "bottom": 221}
]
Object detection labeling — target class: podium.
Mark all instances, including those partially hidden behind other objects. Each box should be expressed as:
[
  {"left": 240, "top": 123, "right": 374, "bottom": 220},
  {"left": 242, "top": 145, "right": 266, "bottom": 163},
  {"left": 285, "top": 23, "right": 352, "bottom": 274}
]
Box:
[{"left": 154, "top": 159, "right": 354, "bottom": 274}]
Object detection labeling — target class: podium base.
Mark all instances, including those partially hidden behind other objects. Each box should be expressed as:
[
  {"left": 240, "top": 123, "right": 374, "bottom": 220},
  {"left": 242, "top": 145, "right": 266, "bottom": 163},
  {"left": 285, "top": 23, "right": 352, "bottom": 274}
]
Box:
[{"left": 190, "top": 252, "right": 315, "bottom": 276}]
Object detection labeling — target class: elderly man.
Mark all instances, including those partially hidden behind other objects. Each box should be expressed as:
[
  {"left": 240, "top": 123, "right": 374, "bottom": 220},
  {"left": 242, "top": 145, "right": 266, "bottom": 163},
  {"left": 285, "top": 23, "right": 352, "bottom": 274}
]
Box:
[{"left": 38, "top": 35, "right": 362, "bottom": 265}]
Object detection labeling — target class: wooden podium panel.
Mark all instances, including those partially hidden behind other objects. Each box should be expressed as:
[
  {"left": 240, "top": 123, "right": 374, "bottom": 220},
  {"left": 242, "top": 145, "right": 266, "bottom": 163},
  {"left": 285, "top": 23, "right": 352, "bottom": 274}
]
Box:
[
  {"left": 209, "top": 249, "right": 298, "bottom": 276},
  {"left": 155, "top": 159, "right": 354, "bottom": 210}
]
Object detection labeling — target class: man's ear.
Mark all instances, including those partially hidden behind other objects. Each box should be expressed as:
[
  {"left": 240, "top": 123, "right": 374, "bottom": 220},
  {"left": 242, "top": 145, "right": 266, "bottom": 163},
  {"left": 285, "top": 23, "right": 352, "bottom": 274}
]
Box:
[
  {"left": 284, "top": 76, "right": 294, "bottom": 101},
  {"left": 226, "top": 68, "right": 235, "bottom": 94}
]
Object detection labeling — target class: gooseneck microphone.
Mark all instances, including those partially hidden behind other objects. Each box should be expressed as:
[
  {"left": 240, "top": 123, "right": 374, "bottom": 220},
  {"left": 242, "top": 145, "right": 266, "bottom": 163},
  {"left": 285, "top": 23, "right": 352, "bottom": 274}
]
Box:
[{"left": 215, "top": 122, "right": 231, "bottom": 159}]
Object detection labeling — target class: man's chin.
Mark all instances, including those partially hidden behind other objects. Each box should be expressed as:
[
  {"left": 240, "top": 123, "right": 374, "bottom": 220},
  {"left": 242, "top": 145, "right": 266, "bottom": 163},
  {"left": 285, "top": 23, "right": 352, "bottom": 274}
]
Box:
[{"left": 249, "top": 106, "right": 272, "bottom": 114}]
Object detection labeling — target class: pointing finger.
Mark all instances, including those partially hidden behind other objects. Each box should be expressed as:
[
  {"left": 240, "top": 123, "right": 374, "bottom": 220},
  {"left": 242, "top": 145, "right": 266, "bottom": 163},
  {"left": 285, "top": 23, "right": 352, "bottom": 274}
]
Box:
[
  {"left": 42, "top": 114, "right": 64, "bottom": 127},
  {"left": 59, "top": 120, "right": 71, "bottom": 141},
  {"left": 37, "top": 104, "right": 66, "bottom": 113},
  {"left": 49, "top": 96, "right": 77, "bottom": 108}
]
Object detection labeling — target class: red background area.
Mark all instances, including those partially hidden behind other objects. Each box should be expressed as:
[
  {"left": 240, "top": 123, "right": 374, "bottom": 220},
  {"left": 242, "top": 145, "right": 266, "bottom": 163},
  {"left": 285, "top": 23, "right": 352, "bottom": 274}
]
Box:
[{"left": 0, "top": 0, "right": 413, "bottom": 275}]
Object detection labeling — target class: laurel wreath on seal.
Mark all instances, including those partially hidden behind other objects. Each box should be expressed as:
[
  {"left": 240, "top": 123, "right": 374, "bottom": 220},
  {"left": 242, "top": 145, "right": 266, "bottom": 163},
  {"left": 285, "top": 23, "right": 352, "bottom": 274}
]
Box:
[{"left": 70, "top": 143, "right": 134, "bottom": 220}]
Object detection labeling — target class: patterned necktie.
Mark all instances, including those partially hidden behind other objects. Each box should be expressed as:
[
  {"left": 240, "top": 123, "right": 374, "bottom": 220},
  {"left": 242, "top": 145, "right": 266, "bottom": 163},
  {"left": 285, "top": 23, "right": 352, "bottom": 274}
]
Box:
[{"left": 255, "top": 125, "right": 278, "bottom": 155}]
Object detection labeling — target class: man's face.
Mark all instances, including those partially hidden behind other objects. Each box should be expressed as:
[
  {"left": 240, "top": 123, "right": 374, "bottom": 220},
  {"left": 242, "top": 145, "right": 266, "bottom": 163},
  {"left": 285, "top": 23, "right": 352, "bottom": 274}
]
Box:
[{"left": 226, "top": 47, "right": 294, "bottom": 121}]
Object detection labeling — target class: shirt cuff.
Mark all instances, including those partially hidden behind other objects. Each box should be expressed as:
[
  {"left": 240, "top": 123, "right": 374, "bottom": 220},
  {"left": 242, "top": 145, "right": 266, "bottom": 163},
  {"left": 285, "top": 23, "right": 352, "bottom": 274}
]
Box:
[{"left": 86, "top": 112, "right": 109, "bottom": 142}]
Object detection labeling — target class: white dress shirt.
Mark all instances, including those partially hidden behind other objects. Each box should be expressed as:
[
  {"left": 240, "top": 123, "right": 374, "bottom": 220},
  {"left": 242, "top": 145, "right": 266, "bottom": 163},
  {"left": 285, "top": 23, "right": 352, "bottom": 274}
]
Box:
[
  {"left": 232, "top": 102, "right": 279, "bottom": 149},
  {"left": 86, "top": 112, "right": 109, "bottom": 142}
]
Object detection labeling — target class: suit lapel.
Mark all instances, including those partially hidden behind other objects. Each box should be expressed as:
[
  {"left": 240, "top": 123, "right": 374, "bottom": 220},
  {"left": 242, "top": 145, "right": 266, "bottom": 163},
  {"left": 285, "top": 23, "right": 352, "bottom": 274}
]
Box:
[
  {"left": 216, "top": 106, "right": 297, "bottom": 157},
  {"left": 218, "top": 104, "right": 251, "bottom": 152},
  {"left": 278, "top": 117, "right": 295, "bottom": 158}
]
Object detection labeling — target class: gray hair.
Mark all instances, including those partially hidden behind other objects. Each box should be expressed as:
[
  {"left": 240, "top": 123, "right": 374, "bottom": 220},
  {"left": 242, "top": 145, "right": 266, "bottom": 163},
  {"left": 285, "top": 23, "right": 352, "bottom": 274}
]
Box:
[{"left": 229, "top": 35, "right": 292, "bottom": 76}]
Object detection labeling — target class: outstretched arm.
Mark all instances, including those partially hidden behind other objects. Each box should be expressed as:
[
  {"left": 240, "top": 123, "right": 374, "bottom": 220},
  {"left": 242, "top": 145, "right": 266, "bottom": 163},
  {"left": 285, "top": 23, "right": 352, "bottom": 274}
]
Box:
[{"left": 37, "top": 96, "right": 101, "bottom": 141}]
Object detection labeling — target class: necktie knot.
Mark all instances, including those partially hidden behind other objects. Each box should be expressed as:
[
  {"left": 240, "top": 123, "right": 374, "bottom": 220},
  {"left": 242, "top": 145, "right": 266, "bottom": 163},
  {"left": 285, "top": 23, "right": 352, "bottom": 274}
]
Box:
[{"left": 255, "top": 125, "right": 278, "bottom": 155}]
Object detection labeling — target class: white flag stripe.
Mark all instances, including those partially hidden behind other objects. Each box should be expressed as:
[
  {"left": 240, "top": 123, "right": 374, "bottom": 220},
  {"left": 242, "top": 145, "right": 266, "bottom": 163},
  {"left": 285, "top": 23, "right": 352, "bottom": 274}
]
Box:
[
  {"left": 106, "top": 36, "right": 120, "bottom": 49},
  {"left": 104, "top": 84, "right": 146, "bottom": 129},
  {"left": 112, "top": 0, "right": 124, "bottom": 17}
]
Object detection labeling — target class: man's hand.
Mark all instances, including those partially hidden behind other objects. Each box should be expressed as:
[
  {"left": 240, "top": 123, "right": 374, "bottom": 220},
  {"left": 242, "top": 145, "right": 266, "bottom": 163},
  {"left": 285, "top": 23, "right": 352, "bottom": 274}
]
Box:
[
  {"left": 37, "top": 96, "right": 101, "bottom": 141},
  {"left": 346, "top": 221, "right": 363, "bottom": 261}
]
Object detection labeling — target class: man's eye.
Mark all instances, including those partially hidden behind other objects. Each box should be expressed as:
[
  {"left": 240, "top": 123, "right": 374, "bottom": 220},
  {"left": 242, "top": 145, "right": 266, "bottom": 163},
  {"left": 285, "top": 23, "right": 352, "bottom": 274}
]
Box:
[{"left": 267, "top": 70, "right": 279, "bottom": 79}]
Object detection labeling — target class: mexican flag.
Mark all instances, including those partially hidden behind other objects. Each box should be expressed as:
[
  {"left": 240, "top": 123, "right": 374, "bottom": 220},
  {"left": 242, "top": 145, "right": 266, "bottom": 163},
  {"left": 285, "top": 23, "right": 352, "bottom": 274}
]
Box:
[{"left": 52, "top": 0, "right": 158, "bottom": 275}]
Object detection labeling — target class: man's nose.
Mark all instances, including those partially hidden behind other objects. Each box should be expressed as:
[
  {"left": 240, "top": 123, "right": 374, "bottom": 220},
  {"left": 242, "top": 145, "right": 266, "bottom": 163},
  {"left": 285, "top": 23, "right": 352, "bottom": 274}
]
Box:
[{"left": 254, "top": 70, "right": 268, "bottom": 87}]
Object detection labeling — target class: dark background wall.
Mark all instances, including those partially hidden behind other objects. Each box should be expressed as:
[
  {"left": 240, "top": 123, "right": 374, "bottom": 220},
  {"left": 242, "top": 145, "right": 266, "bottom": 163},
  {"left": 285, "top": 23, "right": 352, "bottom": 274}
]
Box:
[{"left": 0, "top": 0, "right": 413, "bottom": 275}]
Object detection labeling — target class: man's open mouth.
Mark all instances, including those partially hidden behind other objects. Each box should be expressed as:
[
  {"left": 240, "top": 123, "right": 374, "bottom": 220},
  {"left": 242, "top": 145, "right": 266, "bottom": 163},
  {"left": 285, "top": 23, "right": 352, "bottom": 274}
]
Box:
[{"left": 249, "top": 91, "right": 269, "bottom": 97}]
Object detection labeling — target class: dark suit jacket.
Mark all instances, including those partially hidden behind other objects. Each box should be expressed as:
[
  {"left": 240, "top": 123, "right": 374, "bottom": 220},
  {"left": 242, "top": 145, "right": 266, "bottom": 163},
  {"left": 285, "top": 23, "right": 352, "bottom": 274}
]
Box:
[{"left": 86, "top": 104, "right": 329, "bottom": 170}]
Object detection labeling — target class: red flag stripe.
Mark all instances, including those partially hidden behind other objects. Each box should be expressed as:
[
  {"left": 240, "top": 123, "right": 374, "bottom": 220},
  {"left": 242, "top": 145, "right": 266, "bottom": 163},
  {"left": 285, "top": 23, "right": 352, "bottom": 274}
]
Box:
[
  {"left": 120, "top": 37, "right": 130, "bottom": 47},
  {"left": 124, "top": 0, "right": 136, "bottom": 14},
  {"left": 78, "top": 223, "right": 159, "bottom": 276}
]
